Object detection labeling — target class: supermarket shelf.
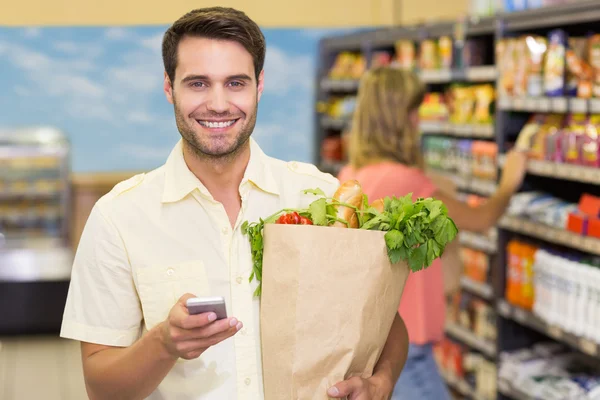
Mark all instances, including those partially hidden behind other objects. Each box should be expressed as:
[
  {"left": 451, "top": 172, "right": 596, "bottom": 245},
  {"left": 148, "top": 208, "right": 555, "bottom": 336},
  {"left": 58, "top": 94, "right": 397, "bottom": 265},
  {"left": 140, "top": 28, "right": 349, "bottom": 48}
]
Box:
[
  {"left": 419, "top": 66, "right": 497, "bottom": 84},
  {"left": 445, "top": 322, "right": 497, "bottom": 358},
  {"left": 461, "top": 276, "right": 494, "bottom": 300},
  {"left": 498, "top": 96, "right": 600, "bottom": 114},
  {"left": 420, "top": 122, "right": 494, "bottom": 139},
  {"left": 499, "top": 216, "right": 600, "bottom": 256},
  {"left": 499, "top": 155, "right": 600, "bottom": 186},
  {"left": 428, "top": 170, "right": 498, "bottom": 197},
  {"left": 321, "top": 116, "right": 350, "bottom": 130},
  {"left": 441, "top": 370, "right": 493, "bottom": 400},
  {"left": 320, "top": 78, "right": 360, "bottom": 92},
  {"left": 460, "top": 231, "right": 497, "bottom": 254},
  {"left": 497, "top": 300, "right": 599, "bottom": 358}
]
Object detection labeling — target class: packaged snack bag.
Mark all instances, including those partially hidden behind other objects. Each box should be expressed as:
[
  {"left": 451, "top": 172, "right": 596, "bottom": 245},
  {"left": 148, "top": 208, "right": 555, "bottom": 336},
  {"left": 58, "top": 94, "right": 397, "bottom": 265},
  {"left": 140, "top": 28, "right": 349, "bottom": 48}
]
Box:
[
  {"left": 564, "top": 113, "right": 588, "bottom": 164},
  {"left": 439, "top": 36, "right": 453, "bottom": 69},
  {"left": 544, "top": 29, "right": 567, "bottom": 97},
  {"left": 579, "top": 114, "right": 600, "bottom": 167},
  {"left": 473, "top": 84, "right": 495, "bottom": 124},
  {"left": 531, "top": 114, "right": 565, "bottom": 160},
  {"left": 588, "top": 35, "right": 600, "bottom": 97},
  {"left": 450, "top": 85, "right": 475, "bottom": 124},
  {"left": 498, "top": 38, "right": 517, "bottom": 96},
  {"left": 515, "top": 114, "right": 546, "bottom": 154},
  {"left": 566, "top": 37, "right": 594, "bottom": 98},
  {"left": 420, "top": 39, "right": 438, "bottom": 70},
  {"left": 545, "top": 123, "right": 565, "bottom": 162},
  {"left": 514, "top": 37, "right": 529, "bottom": 97},
  {"left": 394, "top": 40, "right": 416, "bottom": 70},
  {"left": 526, "top": 35, "right": 548, "bottom": 97}
]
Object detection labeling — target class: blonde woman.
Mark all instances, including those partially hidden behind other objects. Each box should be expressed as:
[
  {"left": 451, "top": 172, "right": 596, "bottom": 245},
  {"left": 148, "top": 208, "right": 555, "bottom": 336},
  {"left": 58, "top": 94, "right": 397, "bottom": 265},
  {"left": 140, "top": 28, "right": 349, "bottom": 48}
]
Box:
[{"left": 338, "top": 67, "right": 527, "bottom": 399}]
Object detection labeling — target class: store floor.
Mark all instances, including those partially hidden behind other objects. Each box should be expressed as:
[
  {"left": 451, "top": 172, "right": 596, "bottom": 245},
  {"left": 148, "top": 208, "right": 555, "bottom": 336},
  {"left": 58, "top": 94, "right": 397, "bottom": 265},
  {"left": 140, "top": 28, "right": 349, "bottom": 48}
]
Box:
[{"left": 0, "top": 335, "right": 87, "bottom": 400}]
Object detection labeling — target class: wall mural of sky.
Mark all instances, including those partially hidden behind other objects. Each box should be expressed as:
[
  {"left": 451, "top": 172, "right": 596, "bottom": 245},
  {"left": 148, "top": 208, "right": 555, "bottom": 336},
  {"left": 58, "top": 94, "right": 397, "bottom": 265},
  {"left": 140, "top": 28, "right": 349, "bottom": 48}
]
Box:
[{"left": 0, "top": 26, "right": 357, "bottom": 173}]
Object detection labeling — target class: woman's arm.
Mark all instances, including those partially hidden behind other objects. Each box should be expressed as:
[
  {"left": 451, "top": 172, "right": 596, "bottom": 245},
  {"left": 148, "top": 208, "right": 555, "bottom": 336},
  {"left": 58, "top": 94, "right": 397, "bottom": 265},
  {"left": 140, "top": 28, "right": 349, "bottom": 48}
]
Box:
[{"left": 433, "top": 150, "right": 528, "bottom": 233}]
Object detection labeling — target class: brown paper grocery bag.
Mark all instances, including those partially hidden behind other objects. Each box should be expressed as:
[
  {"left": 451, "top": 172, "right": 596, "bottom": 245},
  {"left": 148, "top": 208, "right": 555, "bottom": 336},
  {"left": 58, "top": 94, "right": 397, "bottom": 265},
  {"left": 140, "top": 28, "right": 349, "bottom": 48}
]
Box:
[{"left": 260, "top": 223, "right": 410, "bottom": 400}]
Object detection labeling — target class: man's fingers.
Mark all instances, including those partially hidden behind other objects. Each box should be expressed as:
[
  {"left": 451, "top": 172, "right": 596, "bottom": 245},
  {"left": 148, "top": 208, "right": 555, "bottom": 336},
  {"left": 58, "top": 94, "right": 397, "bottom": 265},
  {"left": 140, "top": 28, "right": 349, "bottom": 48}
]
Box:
[
  {"left": 177, "top": 293, "right": 198, "bottom": 306},
  {"left": 178, "top": 324, "right": 241, "bottom": 354},
  {"left": 327, "top": 377, "right": 364, "bottom": 398},
  {"left": 171, "top": 317, "right": 243, "bottom": 341}
]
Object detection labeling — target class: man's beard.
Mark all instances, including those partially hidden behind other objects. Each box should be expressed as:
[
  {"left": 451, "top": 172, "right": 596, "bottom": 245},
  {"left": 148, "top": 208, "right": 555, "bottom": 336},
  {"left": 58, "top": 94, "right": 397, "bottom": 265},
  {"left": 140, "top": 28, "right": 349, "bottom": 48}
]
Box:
[{"left": 173, "top": 98, "right": 257, "bottom": 162}]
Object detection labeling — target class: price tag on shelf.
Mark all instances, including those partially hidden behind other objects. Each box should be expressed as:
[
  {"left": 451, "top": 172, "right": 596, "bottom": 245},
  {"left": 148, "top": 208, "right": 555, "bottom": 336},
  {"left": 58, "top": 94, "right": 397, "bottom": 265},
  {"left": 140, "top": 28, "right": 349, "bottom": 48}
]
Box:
[
  {"left": 514, "top": 97, "right": 526, "bottom": 110},
  {"left": 547, "top": 325, "right": 563, "bottom": 340},
  {"left": 538, "top": 98, "right": 551, "bottom": 112},
  {"left": 499, "top": 97, "right": 511, "bottom": 110},
  {"left": 590, "top": 99, "right": 600, "bottom": 113},
  {"left": 579, "top": 338, "right": 598, "bottom": 356},
  {"left": 525, "top": 97, "right": 537, "bottom": 111},
  {"left": 552, "top": 97, "right": 568, "bottom": 112},
  {"left": 498, "top": 300, "right": 511, "bottom": 317},
  {"left": 513, "top": 308, "right": 527, "bottom": 323},
  {"left": 569, "top": 98, "right": 588, "bottom": 113}
]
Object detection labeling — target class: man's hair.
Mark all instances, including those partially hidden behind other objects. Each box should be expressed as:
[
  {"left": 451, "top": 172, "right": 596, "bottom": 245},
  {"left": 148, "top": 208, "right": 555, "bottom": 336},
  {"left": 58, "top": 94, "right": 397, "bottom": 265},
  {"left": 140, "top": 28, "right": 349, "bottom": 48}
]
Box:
[{"left": 162, "top": 7, "right": 266, "bottom": 85}]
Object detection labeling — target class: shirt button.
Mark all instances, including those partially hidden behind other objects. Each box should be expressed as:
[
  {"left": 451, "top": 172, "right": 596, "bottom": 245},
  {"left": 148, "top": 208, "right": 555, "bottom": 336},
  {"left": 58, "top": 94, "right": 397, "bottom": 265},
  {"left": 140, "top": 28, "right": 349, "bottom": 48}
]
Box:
[
  {"left": 222, "top": 227, "right": 229, "bottom": 235},
  {"left": 236, "top": 277, "right": 243, "bottom": 284},
  {"left": 289, "top": 161, "right": 298, "bottom": 170},
  {"left": 166, "top": 268, "right": 174, "bottom": 276},
  {"left": 245, "top": 378, "right": 251, "bottom": 386}
]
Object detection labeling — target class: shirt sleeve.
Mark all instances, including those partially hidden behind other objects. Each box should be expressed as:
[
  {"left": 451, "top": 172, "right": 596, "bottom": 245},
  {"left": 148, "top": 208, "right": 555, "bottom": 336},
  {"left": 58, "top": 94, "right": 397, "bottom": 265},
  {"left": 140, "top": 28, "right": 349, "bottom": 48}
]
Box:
[{"left": 60, "top": 203, "right": 143, "bottom": 347}]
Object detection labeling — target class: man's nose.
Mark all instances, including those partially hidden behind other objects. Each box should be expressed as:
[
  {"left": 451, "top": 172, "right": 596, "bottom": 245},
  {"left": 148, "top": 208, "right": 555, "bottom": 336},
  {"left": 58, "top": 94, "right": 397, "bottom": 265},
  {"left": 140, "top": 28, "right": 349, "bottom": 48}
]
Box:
[{"left": 206, "top": 87, "right": 229, "bottom": 113}]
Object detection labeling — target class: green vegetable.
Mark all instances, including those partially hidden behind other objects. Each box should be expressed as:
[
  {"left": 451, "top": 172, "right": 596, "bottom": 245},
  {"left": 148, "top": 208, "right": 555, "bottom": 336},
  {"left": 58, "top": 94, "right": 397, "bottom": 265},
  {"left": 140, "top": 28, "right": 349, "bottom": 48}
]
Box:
[{"left": 241, "top": 188, "right": 458, "bottom": 297}]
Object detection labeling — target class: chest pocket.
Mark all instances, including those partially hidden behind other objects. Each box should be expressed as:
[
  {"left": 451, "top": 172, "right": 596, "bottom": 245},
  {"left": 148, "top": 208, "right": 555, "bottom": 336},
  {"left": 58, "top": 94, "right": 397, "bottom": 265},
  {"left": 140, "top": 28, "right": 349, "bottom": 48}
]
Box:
[{"left": 136, "top": 260, "right": 210, "bottom": 331}]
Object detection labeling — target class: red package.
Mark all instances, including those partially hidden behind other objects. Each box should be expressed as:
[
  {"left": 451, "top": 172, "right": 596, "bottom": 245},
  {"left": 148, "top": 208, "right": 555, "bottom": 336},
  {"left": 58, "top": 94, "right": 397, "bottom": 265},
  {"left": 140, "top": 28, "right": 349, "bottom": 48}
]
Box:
[
  {"left": 567, "top": 212, "right": 588, "bottom": 235},
  {"left": 588, "top": 218, "right": 600, "bottom": 239},
  {"left": 579, "top": 193, "right": 600, "bottom": 217}
]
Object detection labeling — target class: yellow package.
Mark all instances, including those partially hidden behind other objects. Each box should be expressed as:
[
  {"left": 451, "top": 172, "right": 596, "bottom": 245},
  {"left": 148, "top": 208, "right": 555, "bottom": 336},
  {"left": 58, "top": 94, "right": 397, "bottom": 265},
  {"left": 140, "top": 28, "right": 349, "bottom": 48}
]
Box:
[
  {"left": 473, "top": 85, "right": 496, "bottom": 124},
  {"left": 395, "top": 40, "right": 416, "bottom": 70},
  {"left": 420, "top": 39, "right": 438, "bottom": 70},
  {"left": 439, "top": 36, "right": 453, "bottom": 69},
  {"left": 450, "top": 86, "right": 475, "bottom": 124}
]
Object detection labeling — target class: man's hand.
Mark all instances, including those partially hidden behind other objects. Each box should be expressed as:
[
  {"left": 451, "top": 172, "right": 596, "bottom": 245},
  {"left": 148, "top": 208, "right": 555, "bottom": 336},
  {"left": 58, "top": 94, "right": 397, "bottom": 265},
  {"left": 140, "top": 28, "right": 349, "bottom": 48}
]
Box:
[
  {"left": 159, "top": 293, "right": 242, "bottom": 360},
  {"left": 327, "top": 374, "right": 393, "bottom": 400}
]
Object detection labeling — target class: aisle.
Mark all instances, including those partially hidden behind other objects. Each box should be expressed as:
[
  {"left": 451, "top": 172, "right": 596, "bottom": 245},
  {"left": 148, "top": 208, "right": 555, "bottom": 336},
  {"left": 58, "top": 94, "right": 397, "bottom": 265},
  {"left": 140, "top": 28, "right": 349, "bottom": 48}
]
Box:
[{"left": 0, "top": 335, "right": 86, "bottom": 400}]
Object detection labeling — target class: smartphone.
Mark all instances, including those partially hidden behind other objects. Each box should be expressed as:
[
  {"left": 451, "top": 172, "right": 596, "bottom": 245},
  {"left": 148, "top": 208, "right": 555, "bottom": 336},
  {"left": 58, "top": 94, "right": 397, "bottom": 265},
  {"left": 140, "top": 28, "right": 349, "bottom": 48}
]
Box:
[{"left": 186, "top": 296, "right": 228, "bottom": 320}]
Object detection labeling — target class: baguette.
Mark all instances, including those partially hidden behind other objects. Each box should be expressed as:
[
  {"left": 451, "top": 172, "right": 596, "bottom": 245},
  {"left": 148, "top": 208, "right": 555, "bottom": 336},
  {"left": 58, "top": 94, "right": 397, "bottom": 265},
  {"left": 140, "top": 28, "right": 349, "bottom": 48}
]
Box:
[{"left": 332, "top": 180, "right": 364, "bottom": 228}]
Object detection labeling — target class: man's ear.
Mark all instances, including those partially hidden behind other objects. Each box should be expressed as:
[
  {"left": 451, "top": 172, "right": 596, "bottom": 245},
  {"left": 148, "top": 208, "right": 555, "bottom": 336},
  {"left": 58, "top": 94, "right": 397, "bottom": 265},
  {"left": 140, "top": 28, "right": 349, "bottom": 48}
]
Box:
[
  {"left": 257, "top": 69, "right": 265, "bottom": 102},
  {"left": 164, "top": 71, "right": 174, "bottom": 105}
]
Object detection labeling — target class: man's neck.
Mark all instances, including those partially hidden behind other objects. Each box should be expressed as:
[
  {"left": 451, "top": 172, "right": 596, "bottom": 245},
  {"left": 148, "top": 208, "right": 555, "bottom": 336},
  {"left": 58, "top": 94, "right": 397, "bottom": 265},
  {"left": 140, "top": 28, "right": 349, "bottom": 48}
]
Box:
[{"left": 182, "top": 141, "right": 251, "bottom": 200}]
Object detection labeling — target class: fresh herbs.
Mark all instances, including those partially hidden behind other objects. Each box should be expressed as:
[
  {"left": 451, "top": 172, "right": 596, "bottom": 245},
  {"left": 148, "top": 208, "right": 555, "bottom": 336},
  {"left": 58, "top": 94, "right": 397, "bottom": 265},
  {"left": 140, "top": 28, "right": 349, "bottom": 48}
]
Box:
[{"left": 241, "top": 188, "right": 458, "bottom": 297}]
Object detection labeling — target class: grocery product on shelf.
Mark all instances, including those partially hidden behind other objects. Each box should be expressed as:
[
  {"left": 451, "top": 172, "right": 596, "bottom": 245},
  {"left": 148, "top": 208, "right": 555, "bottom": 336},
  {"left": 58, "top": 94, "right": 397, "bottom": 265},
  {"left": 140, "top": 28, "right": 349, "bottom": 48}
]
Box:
[
  {"left": 318, "top": 96, "right": 356, "bottom": 119},
  {"left": 497, "top": 29, "right": 600, "bottom": 99},
  {"left": 544, "top": 29, "right": 567, "bottom": 97},
  {"left": 328, "top": 52, "right": 366, "bottom": 80},
  {"left": 505, "top": 239, "right": 539, "bottom": 310},
  {"left": 506, "top": 191, "right": 579, "bottom": 230},
  {"left": 447, "top": 291, "right": 497, "bottom": 344},
  {"left": 514, "top": 112, "right": 600, "bottom": 167},
  {"left": 435, "top": 337, "right": 498, "bottom": 399},
  {"left": 424, "top": 136, "right": 498, "bottom": 183},
  {"left": 394, "top": 40, "right": 416, "bottom": 70},
  {"left": 419, "top": 92, "right": 450, "bottom": 121},
  {"left": 499, "top": 343, "right": 600, "bottom": 399},
  {"left": 461, "top": 247, "right": 490, "bottom": 284}
]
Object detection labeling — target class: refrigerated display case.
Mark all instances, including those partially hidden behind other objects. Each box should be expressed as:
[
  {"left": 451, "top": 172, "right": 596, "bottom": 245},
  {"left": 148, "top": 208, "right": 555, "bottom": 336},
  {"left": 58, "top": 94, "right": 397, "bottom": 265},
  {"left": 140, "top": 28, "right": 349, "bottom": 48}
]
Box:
[{"left": 0, "top": 127, "right": 73, "bottom": 334}]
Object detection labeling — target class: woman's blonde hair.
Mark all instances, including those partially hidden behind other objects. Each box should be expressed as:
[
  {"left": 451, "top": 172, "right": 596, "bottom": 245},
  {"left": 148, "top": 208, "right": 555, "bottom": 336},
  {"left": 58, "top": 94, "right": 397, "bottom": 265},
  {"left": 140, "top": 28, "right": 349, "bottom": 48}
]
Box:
[{"left": 347, "top": 67, "right": 426, "bottom": 170}]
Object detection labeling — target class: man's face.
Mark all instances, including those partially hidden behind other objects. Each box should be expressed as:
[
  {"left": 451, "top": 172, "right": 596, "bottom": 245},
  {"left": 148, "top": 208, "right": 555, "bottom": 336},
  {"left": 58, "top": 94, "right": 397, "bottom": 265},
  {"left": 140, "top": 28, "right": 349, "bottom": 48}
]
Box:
[{"left": 164, "top": 37, "right": 264, "bottom": 159}]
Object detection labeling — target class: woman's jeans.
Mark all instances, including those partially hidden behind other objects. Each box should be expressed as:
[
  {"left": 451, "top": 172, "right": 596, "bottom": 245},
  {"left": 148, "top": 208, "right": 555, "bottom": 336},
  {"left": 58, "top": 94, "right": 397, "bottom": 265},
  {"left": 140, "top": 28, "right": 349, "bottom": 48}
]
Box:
[{"left": 390, "top": 343, "right": 452, "bottom": 400}]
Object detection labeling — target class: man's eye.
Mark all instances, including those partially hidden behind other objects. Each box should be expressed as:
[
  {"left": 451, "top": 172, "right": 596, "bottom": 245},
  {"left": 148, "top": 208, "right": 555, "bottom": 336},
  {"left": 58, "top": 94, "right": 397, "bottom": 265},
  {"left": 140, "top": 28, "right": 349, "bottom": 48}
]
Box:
[
  {"left": 229, "top": 81, "right": 243, "bottom": 87},
  {"left": 191, "top": 82, "right": 205, "bottom": 88}
]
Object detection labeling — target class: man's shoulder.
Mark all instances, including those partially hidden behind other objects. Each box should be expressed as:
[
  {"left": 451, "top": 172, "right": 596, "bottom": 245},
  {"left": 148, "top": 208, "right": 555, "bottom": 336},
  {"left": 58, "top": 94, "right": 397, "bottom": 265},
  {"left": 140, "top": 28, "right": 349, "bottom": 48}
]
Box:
[
  {"left": 96, "top": 166, "right": 166, "bottom": 214},
  {"left": 268, "top": 157, "right": 339, "bottom": 192}
]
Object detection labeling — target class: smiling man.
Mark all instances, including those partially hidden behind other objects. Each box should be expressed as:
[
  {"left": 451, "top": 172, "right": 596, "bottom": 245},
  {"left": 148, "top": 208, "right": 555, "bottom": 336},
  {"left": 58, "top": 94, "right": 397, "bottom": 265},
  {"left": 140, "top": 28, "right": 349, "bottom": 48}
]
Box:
[{"left": 60, "top": 7, "right": 409, "bottom": 400}]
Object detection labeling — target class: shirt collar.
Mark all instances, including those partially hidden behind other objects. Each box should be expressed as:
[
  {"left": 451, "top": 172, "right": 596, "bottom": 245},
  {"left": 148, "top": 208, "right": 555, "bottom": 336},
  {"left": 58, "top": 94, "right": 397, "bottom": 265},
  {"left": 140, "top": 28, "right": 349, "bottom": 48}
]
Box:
[{"left": 162, "top": 137, "right": 280, "bottom": 204}]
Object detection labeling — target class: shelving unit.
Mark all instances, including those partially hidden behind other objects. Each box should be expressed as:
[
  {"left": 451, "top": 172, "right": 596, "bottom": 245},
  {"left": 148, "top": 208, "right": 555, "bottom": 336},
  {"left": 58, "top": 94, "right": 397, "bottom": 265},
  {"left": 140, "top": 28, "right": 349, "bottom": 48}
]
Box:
[
  {"left": 0, "top": 127, "right": 73, "bottom": 335},
  {"left": 315, "top": 2, "right": 600, "bottom": 399}
]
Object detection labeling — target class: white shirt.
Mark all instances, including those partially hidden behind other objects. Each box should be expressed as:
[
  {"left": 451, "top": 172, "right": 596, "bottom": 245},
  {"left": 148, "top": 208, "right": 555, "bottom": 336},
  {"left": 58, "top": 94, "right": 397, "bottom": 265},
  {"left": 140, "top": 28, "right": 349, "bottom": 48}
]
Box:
[{"left": 60, "top": 137, "right": 339, "bottom": 399}]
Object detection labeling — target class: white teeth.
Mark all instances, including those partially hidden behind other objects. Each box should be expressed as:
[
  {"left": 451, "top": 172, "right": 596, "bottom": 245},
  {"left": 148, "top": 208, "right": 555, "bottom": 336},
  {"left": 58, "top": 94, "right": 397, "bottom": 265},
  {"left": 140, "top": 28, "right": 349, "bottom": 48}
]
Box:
[{"left": 199, "top": 120, "right": 236, "bottom": 128}]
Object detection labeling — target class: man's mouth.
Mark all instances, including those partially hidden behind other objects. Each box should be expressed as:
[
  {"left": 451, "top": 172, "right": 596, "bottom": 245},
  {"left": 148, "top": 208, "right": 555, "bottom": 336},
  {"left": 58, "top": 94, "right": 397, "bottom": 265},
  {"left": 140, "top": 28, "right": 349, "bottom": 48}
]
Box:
[{"left": 196, "top": 119, "right": 240, "bottom": 129}]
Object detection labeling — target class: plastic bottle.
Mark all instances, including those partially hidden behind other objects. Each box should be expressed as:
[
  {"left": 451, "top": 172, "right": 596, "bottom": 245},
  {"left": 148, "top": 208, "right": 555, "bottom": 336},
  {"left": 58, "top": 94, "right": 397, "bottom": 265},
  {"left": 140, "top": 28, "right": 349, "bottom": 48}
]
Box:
[
  {"left": 521, "top": 244, "right": 537, "bottom": 310},
  {"left": 506, "top": 240, "right": 520, "bottom": 305},
  {"left": 532, "top": 249, "right": 546, "bottom": 320}
]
